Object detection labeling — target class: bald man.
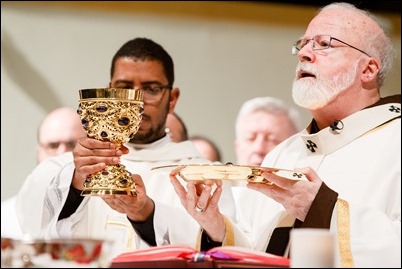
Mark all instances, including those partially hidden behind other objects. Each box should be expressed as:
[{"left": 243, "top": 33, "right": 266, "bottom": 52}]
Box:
[
  {"left": 1, "top": 107, "right": 86, "bottom": 238},
  {"left": 190, "top": 135, "right": 222, "bottom": 162},
  {"left": 165, "top": 112, "right": 188, "bottom": 142},
  {"left": 37, "top": 107, "right": 86, "bottom": 163}
]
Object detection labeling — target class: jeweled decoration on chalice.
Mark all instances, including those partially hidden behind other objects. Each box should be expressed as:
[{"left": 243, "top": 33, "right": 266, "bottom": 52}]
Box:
[{"left": 77, "top": 88, "right": 144, "bottom": 196}]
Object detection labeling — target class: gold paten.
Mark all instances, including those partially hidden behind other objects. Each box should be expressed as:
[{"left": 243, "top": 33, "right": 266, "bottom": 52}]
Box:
[
  {"left": 151, "top": 163, "right": 306, "bottom": 184},
  {"left": 77, "top": 88, "right": 143, "bottom": 196}
]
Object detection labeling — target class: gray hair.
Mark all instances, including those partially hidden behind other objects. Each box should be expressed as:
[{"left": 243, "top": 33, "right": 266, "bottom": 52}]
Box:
[
  {"left": 235, "top": 97, "right": 302, "bottom": 138},
  {"left": 319, "top": 2, "right": 395, "bottom": 87}
]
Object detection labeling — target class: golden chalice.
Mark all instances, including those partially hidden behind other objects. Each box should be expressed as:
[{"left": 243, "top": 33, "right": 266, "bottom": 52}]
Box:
[{"left": 77, "top": 88, "right": 143, "bottom": 196}]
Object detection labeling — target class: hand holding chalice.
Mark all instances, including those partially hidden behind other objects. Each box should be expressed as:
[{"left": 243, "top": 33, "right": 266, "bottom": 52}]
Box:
[{"left": 77, "top": 88, "right": 143, "bottom": 196}]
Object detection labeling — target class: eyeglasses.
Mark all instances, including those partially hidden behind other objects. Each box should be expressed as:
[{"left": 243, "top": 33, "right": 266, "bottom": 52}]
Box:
[
  {"left": 40, "top": 140, "right": 77, "bottom": 152},
  {"left": 140, "top": 85, "right": 172, "bottom": 104},
  {"left": 292, "top": 35, "right": 371, "bottom": 57}
]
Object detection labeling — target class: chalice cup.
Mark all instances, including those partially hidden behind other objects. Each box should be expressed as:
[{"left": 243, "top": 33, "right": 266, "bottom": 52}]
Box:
[{"left": 77, "top": 88, "right": 144, "bottom": 196}]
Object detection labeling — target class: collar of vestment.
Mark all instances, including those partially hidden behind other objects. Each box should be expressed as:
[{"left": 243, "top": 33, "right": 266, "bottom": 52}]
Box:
[{"left": 302, "top": 96, "right": 401, "bottom": 155}]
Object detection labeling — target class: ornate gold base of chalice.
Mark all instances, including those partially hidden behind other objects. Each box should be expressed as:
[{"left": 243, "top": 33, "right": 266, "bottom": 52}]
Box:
[{"left": 77, "top": 88, "right": 143, "bottom": 196}]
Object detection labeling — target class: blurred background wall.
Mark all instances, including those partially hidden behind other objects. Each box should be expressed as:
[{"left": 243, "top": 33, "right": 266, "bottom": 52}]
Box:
[{"left": 1, "top": 1, "right": 400, "bottom": 200}]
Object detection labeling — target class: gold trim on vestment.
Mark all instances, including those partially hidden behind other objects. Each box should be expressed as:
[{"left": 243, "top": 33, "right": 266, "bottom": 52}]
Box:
[
  {"left": 105, "top": 219, "right": 136, "bottom": 249},
  {"left": 337, "top": 199, "right": 354, "bottom": 267},
  {"left": 195, "top": 215, "right": 234, "bottom": 250},
  {"left": 222, "top": 215, "right": 235, "bottom": 246}
]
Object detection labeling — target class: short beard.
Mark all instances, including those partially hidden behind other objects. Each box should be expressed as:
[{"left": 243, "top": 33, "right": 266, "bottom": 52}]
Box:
[
  {"left": 292, "top": 61, "right": 359, "bottom": 109},
  {"left": 128, "top": 103, "right": 170, "bottom": 144}
]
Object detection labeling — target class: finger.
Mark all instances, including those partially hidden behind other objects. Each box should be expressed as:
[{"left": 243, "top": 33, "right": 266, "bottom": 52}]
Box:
[
  {"left": 247, "top": 182, "right": 275, "bottom": 194},
  {"left": 75, "top": 138, "right": 123, "bottom": 160},
  {"left": 102, "top": 196, "right": 121, "bottom": 211},
  {"left": 132, "top": 174, "right": 145, "bottom": 189},
  {"left": 206, "top": 186, "right": 222, "bottom": 211},
  {"left": 75, "top": 155, "right": 121, "bottom": 167},
  {"left": 80, "top": 162, "right": 107, "bottom": 174},
  {"left": 120, "top": 144, "right": 129, "bottom": 154},
  {"left": 113, "top": 175, "right": 148, "bottom": 213},
  {"left": 91, "top": 148, "right": 124, "bottom": 157},
  {"left": 294, "top": 167, "right": 319, "bottom": 183},
  {"left": 114, "top": 194, "right": 137, "bottom": 208},
  {"left": 74, "top": 163, "right": 107, "bottom": 184},
  {"left": 262, "top": 172, "right": 296, "bottom": 189},
  {"left": 102, "top": 194, "right": 115, "bottom": 200},
  {"left": 102, "top": 195, "right": 114, "bottom": 206},
  {"left": 203, "top": 179, "right": 222, "bottom": 187},
  {"left": 196, "top": 185, "right": 212, "bottom": 209},
  {"left": 170, "top": 175, "right": 189, "bottom": 205},
  {"left": 79, "top": 137, "right": 117, "bottom": 150},
  {"left": 214, "top": 180, "right": 223, "bottom": 187},
  {"left": 186, "top": 182, "right": 198, "bottom": 209},
  {"left": 170, "top": 166, "right": 185, "bottom": 176},
  {"left": 128, "top": 174, "right": 146, "bottom": 198},
  {"left": 194, "top": 183, "right": 205, "bottom": 196},
  {"left": 75, "top": 146, "right": 123, "bottom": 158}
]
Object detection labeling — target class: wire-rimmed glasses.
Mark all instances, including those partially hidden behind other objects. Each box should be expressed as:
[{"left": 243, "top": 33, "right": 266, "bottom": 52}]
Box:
[
  {"left": 292, "top": 35, "right": 371, "bottom": 57},
  {"left": 141, "top": 85, "right": 172, "bottom": 104}
]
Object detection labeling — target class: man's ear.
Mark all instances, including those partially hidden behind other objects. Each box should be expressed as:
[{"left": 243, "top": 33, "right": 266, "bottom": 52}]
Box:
[
  {"left": 169, "top": 87, "right": 180, "bottom": 113},
  {"left": 362, "top": 58, "right": 380, "bottom": 82}
]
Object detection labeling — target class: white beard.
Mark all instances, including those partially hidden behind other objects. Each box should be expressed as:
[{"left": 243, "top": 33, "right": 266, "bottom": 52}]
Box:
[{"left": 292, "top": 61, "right": 359, "bottom": 109}]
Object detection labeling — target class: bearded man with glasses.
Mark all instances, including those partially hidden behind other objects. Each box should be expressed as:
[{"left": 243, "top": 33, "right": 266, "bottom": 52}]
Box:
[{"left": 170, "top": 2, "right": 401, "bottom": 267}]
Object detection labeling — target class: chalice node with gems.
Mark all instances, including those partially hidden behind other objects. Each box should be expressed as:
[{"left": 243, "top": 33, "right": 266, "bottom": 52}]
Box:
[{"left": 77, "top": 88, "right": 144, "bottom": 196}]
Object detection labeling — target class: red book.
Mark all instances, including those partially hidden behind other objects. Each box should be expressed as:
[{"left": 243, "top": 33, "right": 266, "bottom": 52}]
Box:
[{"left": 111, "top": 245, "right": 289, "bottom": 268}]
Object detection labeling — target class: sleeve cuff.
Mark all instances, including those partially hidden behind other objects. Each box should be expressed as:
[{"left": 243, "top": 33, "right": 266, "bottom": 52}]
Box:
[{"left": 296, "top": 182, "right": 338, "bottom": 228}]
